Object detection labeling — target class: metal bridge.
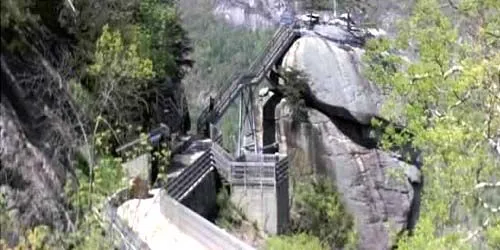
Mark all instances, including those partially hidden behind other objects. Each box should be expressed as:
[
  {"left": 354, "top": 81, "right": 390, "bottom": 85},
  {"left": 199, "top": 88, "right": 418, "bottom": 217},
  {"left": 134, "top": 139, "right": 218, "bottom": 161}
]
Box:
[
  {"left": 103, "top": 22, "right": 305, "bottom": 250},
  {"left": 196, "top": 24, "right": 301, "bottom": 156}
]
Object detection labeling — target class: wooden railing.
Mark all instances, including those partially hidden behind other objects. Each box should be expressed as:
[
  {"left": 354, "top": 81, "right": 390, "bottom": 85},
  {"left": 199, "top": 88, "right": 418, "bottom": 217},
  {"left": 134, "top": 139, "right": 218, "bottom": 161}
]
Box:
[{"left": 115, "top": 124, "right": 170, "bottom": 155}]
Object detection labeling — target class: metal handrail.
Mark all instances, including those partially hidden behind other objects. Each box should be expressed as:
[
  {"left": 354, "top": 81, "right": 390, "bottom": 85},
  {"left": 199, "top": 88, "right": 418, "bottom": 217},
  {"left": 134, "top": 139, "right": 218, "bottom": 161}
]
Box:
[
  {"left": 167, "top": 150, "right": 212, "bottom": 200},
  {"left": 196, "top": 26, "right": 300, "bottom": 133},
  {"left": 116, "top": 124, "right": 170, "bottom": 154},
  {"left": 168, "top": 139, "right": 290, "bottom": 199}
]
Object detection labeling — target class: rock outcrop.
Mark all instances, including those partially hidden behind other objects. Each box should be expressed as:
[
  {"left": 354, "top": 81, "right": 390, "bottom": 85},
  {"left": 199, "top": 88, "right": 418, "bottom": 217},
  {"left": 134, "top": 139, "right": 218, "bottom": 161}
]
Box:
[
  {"left": 265, "top": 25, "right": 422, "bottom": 250},
  {"left": 212, "top": 0, "right": 416, "bottom": 34},
  {"left": 213, "top": 0, "right": 294, "bottom": 29},
  {"left": 0, "top": 81, "right": 71, "bottom": 233}
]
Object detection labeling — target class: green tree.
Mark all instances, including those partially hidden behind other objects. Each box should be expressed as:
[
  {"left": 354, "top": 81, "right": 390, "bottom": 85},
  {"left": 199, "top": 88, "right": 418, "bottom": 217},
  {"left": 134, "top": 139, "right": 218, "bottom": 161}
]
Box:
[
  {"left": 74, "top": 24, "right": 156, "bottom": 144},
  {"left": 290, "top": 177, "right": 357, "bottom": 249},
  {"left": 74, "top": 0, "right": 192, "bottom": 139},
  {"left": 363, "top": 0, "right": 500, "bottom": 248},
  {"left": 180, "top": 0, "right": 273, "bottom": 115},
  {"left": 139, "top": 0, "right": 192, "bottom": 80}
]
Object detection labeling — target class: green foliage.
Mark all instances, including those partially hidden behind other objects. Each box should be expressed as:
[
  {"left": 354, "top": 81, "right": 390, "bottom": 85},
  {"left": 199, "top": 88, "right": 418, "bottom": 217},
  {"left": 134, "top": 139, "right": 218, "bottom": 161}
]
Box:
[
  {"left": 0, "top": 225, "right": 52, "bottom": 250},
  {"left": 278, "top": 69, "right": 311, "bottom": 123},
  {"left": 396, "top": 217, "right": 471, "bottom": 250},
  {"left": 0, "top": 155, "right": 124, "bottom": 250},
  {"left": 139, "top": 0, "right": 191, "bottom": 79},
  {"left": 72, "top": 0, "right": 191, "bottom": 137},
  {"left": 486, "top": 222, "right": 500, "bottom": 249},
  {"left": 215, "top": 188, "right": 246, "bottom": 229},
  {"left": 301, "top": 0, "right": 374, "bottom": 16},
  {"left": 89, "top": 25, "right": 154, "bottom": 80},
  {"left": 0, "top": 123, "right": 170, "bottom": 249},
  {"left": 82, "top": 25, "right": 154, "bottom": 128},
  {"left": 1, "top": 0, "right": 178, "bottom": 248},
  {"left": 290, "top": 177, "right": 357, "bottom": 249},
  {"left": 363, "top": 0, "right": 500, "bottom": 248},
  {"left": 180, "top": 0, "right": 273, "bottom": 120},
  {"left": 266, "top": 233, "right": 326, "bottom": 250},
  {"left": 0, "top": 0, "right": 32, "bottom": 28},
  {"left": 72, "top": 157, "right": 126, "bottom": 209}
]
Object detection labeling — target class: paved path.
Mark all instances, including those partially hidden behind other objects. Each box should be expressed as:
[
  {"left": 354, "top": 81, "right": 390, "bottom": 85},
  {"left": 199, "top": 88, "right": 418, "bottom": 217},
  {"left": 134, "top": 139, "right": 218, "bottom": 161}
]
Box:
[{"left": 117, "top": 189, "right": 209, "bottom": 250}]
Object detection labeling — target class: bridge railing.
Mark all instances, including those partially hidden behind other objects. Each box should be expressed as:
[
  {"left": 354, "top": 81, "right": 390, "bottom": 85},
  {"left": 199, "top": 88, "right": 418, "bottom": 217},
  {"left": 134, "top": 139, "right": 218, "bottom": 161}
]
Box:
[
  {"left": 115, "top": 124, "right": 170, "bottom": 155},
  {"left": 212, "top": 142, "right": 288, "bottom": 187},
  {"left": 167, "top": 149, "right": 213, "bottom": 200},
  {"left": 167, "top": 140, "right": 289, "bottom": 201},
  {"left": 196, "top": 25, "right": 300, "bottom": 134},
  {"left": 248, "top": 26, "right": 290, "bottom": 76},
  {"left": 230, "top": 162, "right": 276, "bottom": 186},
  {"left": 211, "top": 142, "right": 233, "bottom": 181},
  {"left": 196, "top": 75, "right": 241, "bottom": 133},
  {"left": 240, "top": 153, "right": 283, "bottom": 162}
]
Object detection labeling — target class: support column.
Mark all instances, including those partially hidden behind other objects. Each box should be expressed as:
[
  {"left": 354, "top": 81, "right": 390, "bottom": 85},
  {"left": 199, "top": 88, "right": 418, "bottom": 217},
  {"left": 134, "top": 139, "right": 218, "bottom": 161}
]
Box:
[{"left": 237, "top": 91, "right": 243, "bottom": 157}]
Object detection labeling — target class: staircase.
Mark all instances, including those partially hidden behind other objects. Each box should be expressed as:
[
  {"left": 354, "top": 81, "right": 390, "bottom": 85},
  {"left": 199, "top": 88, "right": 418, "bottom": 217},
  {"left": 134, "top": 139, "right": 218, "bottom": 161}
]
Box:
[
  {"left": 196, "top": 25, "right": 300, "bottom": 134},
  {"left": 166, "top": 138, "right": 288, "bottom": 202}
]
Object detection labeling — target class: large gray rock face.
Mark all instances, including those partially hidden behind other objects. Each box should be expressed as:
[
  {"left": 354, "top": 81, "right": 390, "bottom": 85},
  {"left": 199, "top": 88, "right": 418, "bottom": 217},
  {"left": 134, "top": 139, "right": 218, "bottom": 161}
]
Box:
[
  {"left": 274, "top": 25, "right": 422, "bottom": 250},
  {"left": 212, "top": 0, "right": 415, "bottom": 34},
  {"left": 0, "top": 99, "right": 69, "bottom": 232},
  {"left": 282, "top": 30, "right": 383, "bottom": 118},
  {"left": 213, "top": 0, "right": 293, "bottom": 29}
]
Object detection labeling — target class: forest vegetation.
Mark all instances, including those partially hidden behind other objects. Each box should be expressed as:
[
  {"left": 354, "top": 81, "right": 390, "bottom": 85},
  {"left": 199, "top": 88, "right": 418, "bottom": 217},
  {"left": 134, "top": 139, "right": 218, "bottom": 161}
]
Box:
[{"left": 0, "top": 0, "right": 499, "bottom": 249}]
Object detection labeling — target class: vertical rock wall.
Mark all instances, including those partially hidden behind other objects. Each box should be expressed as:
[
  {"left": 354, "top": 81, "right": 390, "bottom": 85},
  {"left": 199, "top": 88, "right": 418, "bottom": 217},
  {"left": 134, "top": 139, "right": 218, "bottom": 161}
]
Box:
[
  {"left": 252, "top": 27, "right": 422, "bottom": 250},
  {"left": 213, "top": 0, "right": 293, "bottom": 29}
]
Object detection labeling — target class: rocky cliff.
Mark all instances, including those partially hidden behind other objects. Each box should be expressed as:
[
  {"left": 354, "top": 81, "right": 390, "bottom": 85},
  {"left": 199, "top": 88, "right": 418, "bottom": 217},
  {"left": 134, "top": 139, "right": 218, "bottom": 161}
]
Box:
[
  {"left": 262, "top": 24, "right": 422, "bottom": 249},
  {"left": 213, "top": 0, "right": 293, "bottom": 29},
  {"left": 0, "top": 0, "right": 191, "bottom": 239},
  {"left": 1, "top": 43, "right": 77, "bottom": 234},
  {"left": 213, "top": 0, "right": 415, "bottom": 33}
]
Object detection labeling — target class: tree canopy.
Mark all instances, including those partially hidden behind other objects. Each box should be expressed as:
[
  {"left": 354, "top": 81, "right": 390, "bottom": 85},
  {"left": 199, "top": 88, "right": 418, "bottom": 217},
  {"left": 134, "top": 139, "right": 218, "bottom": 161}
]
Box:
[{"left": 364, "top": 0, "right": 499, "bottom": 248}]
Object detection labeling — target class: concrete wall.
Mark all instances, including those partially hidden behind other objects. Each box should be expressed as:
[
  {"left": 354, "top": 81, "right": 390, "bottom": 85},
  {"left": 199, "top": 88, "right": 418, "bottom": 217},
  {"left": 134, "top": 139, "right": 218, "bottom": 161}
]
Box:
[
  {"left": 159, "top": 190, "right": 255, "bottom": 250},
  {"left": 231, "top": 185, "right": 280, "bottom": 234},
  {"left": 122, "top": 154, "right": 151, "bottom": 181}
]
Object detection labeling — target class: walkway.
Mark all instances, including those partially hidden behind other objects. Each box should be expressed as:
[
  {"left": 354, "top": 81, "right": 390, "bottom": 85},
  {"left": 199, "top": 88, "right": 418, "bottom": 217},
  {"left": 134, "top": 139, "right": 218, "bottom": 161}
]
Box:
[
  {"left": 117, "top": 189, "right": 209, "bottom": 250},
  {"left": 103, "top": 18, "right": 307, "bottom": 250}
]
